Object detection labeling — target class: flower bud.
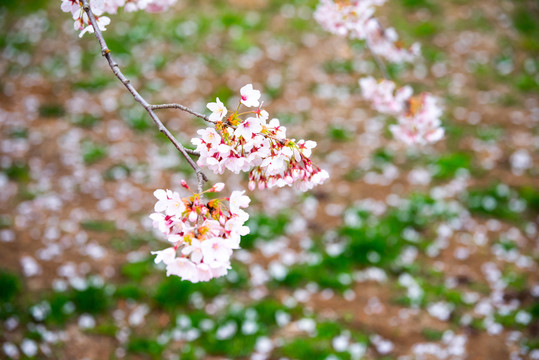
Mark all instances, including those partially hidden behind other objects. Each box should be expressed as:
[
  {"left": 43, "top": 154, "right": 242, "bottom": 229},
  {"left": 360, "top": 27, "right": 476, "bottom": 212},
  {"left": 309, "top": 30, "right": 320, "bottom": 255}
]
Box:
[
  {"left": 248, "top": 180, "right": 256, "bottom": 191},
  {"left": 210, "top": 182, "right": 225, "bottom": 192},
  {"left": 180, "top": 179, "right": 189, "bottom": 190}
]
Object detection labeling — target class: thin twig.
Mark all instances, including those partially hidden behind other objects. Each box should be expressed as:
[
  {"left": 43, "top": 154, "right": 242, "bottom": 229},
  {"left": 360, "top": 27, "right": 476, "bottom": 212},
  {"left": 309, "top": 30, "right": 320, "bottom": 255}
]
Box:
[
  {"left": 366, "top": 42, "right": 390, "bottom": 80},
  {"left": 150, "top": 104, "right": 215, "bottom": 124},
  {"left": 81, "top": 0, "right": 208, "bottom": 186},
  {"left": 184, "top": 148, "right": 200, "bottom": 156}
]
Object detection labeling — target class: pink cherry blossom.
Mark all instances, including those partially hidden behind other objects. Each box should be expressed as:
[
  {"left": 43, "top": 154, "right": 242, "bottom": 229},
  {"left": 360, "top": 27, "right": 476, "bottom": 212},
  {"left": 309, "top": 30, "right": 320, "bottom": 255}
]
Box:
[
  {"left": 61, "top": 0, "right": 179, "bottom": 36},
  {"left": 151, "top": 247, "right": 176, "bottom": 265},
  {"left": 166, "top": 258, "right": 198, "bottom": 281},
  {"left": 360, "top": 76, "right": 412, "bottom": 115},
  {"left": 153, "top": 189, "right": 186, "bottom": 216},
  {"left": 361, "top": 77, "right": 444, "bottom": 145},
  {"left": 209, "top": 182, "right": 225, "bottom": 192},
  {"left": 201, "top": 237, "right": 234, "bottom": 265},
  {"left": 389, "top": 93, "right": 444, "bottom": 146},
  {"left": 207, "top": 97, "right": 228, "bottom": 122},
  {"left": 196, "top": 263, "right": 214, "bottom": 282},
  {"left": 192, "top": 85, "right": 329, "bottom": 192},
  {"left": 240, "top": 84, "right": 261, "bottom": 108},
  {"left": 314, "top": 0, "right": 419, "bottom": 63},
  {"left": 61, "top": 0, "right": 79, "bottom": 16},
  {"left": 235, "top": 117, "right": 263, "bottom": 140},
  {"left": 229, "top": 190, "right": 251, "bottom": 214},
  {"left": 365, "top": 18, "right": 420, "bottom": 63},
  {"left": 150, "top": 182, "right": 251, "bottom": 282}
]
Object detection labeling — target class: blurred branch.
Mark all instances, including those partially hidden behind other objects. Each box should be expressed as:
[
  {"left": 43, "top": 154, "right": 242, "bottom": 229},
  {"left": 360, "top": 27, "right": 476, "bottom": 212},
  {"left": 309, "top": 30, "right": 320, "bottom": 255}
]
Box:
[
  {"left": 81, "top": 0, "right": 208, "bottom": 188},
  {"left": 366, "top": 42, "right": 390, "bottom": 80}
]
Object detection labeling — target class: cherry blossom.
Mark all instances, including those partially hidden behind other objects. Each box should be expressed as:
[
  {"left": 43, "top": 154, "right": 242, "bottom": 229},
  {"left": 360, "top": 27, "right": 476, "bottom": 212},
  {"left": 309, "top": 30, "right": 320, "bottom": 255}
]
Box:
[
  {"left": 389, "top": 93, "right": 444, "bottom": 146},
  {"left": 365, "top": 18, "right": 421, "bottom": 63},
  {"left": 192, "top": 85, "right": 329, "bottom": 191},
  {"left": 153, "top": 189, "right": 186, "bottom": 216},
  {"left": 61, "top": 0, "right": 79, "bottom": 15},
  {"left": 229, "top": 190, "right": 250, "bottom": 215},
  {"left": 150, "top": 182, "right": 250, "bottom": 282},
  {"left": 359, "top": 76, "right": 412, "bottom": 115},
  {"left": 240, "top": 84, "right": 261, "bottom": 108},
  {"left": 67, "top": 0, "right": 111, "bottom": 38},
  {"left": 314, "top": 0, "right": 419, "bottom": 63},
  {"left": 360, "top": 77, "right": 444, "bottom": 145},
  {"left": 235, "top": 117, "right": 263, "bottom": 139},
  {"left": 61, "top": 0, "right": 178, "bottom": 37},
  {"left": 207, "top": 97, "right": 228, "bottom": 122},
  {"left": 151, "top": 247, "right": 176, "bottom": 265}
]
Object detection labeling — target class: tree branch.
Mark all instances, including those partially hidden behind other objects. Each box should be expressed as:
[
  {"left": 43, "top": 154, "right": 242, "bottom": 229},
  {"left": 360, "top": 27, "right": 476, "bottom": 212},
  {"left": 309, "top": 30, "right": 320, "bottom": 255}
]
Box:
[
  {"left": 366, "top": 42, "right": 390, "bottom": 80},
  {"left": 81, "top": 0, "right": 208, "bottom": 185},
  {"left": 150, "top": 104, "right": 215, "bottom": 124}
]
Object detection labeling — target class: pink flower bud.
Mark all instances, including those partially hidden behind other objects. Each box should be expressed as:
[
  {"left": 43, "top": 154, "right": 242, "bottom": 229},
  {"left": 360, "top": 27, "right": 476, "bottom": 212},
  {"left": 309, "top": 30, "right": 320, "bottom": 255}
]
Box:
[
  {"left": 211, "top": 182, "right": 225, "bottom": 192},
  {"left": 180, "top": 179, "right": 189, "bottom": 190}
]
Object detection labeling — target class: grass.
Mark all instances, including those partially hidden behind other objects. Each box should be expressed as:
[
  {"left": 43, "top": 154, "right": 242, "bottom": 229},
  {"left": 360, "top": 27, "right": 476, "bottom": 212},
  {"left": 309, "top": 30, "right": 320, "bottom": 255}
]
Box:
[
  {"left": 80, "top": 220, "right": 116, "bottom": 232},
  {"left": 277, "top": 193, "right": 460, "bottom": 291},
  {"left": 464, "top": 183, "right": 536, "bottom": 223},
  {"left": 0, "top": 269, "right": 21, "bottom": 304},
  {"left": 81, "top": 140, "right": 108, "bottom": 165}
]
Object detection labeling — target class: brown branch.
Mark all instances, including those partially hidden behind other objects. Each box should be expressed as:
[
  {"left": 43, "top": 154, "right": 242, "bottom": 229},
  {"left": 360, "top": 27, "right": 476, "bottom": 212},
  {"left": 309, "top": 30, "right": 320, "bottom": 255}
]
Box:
[
  {"left": 81, "top": 0, "right": 208, "bottom": 186},
  {"left": 366, "top": 42, "right": 390, "bottom": 80},
  {"left": 150, "top": 104, "right": 215, "bottom": 124}
]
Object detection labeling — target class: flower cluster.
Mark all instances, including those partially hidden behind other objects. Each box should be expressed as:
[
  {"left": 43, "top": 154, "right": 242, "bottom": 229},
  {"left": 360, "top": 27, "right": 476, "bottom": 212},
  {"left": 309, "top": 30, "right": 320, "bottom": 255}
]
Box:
[
  {"left": 150, "top": 182, "right": 250, "bottom": 283},
  {"left": 60, "top": 0, "right": 177, "bottom": 37},
  {"left": 364, "top": 18, "right": 421, "bottom": 63},
  {"left": 360, "top": 76, "right": 444, "bottom": 145},
  {"left": 192, "top": 84, "right": 329, "bottom": 192},
  {"left": 314, "top": 0, "right": 420, "bottom": 63}
]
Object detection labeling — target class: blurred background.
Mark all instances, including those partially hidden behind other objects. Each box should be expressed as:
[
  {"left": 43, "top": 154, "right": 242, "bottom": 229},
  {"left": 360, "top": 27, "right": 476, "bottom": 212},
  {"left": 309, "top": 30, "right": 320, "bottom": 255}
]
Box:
[{"left": 0, "top": 0, "right": 538, "bottom": 359}]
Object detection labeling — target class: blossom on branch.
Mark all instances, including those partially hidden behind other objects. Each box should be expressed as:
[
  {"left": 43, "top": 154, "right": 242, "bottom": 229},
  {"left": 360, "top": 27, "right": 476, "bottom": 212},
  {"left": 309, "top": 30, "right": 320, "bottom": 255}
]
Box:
[
  {"left": 360, "top": 76, "right": 444, "bottom": 145},
  {"left": 150, "top": 182, "right": 250, "bottom": 283},
  {"left": 60, "top": 0, "right": 178, "bottom": 37},
  {"left": 314, "top": 0, "right": 420, "bottom": 63},
  {"left": 364, "top": 18, "right": 421, "bottom": 64},
  {"left": 390, "top": 93, "right": 445, "bottom": 146},
  {"left": 192, "top": 85, "right": 329, "bottom": 191},
  {"left": 240, "top": 84, "right": 261, "bottom": 108},
  {"left": 207, "top": 97, "right": 228, "bottom": 122},
  {"left": 359, "top": 77, "right": 412, "bottom": 115}
]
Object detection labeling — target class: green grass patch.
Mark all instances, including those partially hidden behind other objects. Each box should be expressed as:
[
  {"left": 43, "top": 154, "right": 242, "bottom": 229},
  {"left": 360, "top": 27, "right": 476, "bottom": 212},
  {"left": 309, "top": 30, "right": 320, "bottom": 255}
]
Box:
[
  {"left": 81, "top": 220, "right": 116, "bottom": 232},
  {"left": 464, "top": 183, "right": 531, "bottom": 223},
  {"left": 72, "top": 285, "right": 111, "bottom": 315},
  {"left": 38, "top": 104, "right": 65, "bottom": 118},
  {"left": 81, "top": 140, "right": 108, "bottom": 165},
  {"left": 0, "top": 269, "right": 21, "bottom": 304}
]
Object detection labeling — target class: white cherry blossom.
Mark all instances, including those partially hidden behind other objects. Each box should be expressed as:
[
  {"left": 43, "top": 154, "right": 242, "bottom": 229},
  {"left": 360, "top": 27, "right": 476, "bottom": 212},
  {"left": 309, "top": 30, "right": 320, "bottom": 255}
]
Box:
[
  {"left": 150, "top": 182, "right": 251, "bottom": 282},
  {"left": 207, "top": 97, "right": 228, "bottom": 122},
  {"left": 240, "top": 84, "right": 261, "bottom": 108},
  {"left": 235, "top": 117, "right": 262, "bottom": 139},
  {"left": 151, "top": 247, "right": 176, "bottom": 265}
]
